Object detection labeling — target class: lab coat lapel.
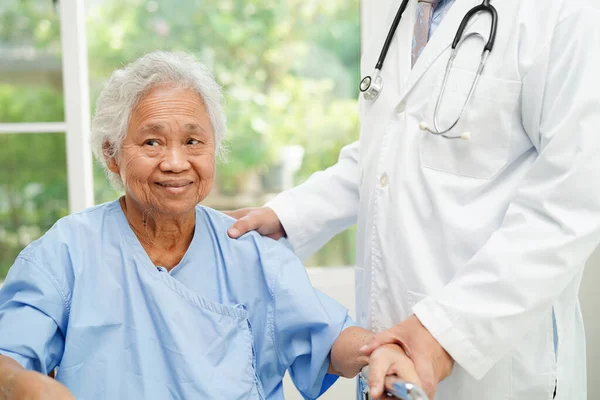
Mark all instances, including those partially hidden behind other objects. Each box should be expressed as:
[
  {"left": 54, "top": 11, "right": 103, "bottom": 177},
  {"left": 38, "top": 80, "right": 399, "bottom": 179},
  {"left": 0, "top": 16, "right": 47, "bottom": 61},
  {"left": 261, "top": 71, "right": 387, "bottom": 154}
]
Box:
[
  {"left": 390, "top": 0, "right": 417, "bottom": 98},
  {"left": 398, "top": 0, "right": 481, "bottom": 100}
]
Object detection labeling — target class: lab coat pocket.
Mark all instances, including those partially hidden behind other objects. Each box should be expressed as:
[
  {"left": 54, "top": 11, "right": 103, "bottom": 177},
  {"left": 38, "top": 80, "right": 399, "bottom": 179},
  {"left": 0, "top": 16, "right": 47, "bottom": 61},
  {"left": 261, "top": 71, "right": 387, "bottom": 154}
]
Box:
[{"left": 419, "top": 68, "right": 522, "bottom": 179}]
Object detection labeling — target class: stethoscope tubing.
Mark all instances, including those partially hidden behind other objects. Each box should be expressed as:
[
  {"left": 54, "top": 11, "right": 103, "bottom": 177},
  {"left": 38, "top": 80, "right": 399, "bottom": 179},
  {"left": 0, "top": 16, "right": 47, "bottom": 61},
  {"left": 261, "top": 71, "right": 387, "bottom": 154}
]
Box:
[
  {"left": 359, "top": 0, "right": 499, "bottom": 141},
  {"left": 452, "top": 0, "right": 498, "bottom": 52},
  {"left": 375, "top": 0, "right": 411, "bottom": 70}
]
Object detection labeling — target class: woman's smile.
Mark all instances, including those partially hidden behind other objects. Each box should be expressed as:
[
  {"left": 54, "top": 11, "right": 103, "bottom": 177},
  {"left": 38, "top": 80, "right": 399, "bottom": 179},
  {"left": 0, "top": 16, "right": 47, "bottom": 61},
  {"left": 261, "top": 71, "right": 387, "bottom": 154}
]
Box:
[{"left": 155, "top": 179, "right": 194, "bottom": 194}]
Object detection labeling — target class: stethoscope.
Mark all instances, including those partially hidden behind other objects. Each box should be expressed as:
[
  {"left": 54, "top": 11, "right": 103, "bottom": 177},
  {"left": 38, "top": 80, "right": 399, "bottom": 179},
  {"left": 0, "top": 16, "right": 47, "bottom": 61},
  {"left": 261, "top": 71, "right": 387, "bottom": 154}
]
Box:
[{"left": 359, "top": 0, "right": 498, "bottom": 141}]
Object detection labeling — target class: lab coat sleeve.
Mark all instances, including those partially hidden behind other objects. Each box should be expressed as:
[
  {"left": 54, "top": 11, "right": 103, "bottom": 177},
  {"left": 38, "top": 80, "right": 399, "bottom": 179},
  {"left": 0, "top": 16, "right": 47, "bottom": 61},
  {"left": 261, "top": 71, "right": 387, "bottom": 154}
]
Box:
[
  {"left": 265, "top": 141, "right": 360, "bottom": 260},
  {"left": 266, "top": 242, "right": 355, "bottom": 399},
  {"left": 0, "top": 255, "right": 68, "bottom": 374},
  {"left": 412, "top": 8, "right": 600, "bottom": 380}
]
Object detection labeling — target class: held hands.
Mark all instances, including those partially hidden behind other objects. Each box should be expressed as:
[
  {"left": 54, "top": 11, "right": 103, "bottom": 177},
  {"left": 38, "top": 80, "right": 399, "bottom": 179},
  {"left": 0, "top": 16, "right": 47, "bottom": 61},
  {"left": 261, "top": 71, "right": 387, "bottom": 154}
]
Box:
[
  {"left": 366, "top": 344, "right": 422, "bottom": 399},
  {"left": 361, "top": 316, "right": 454, "bottom": 399},
  {"left": 225, "top": 207, "right": 286, "bottom": 240},
  {"left": 6, "top": 370, "right": 75, "bottom": 400}
]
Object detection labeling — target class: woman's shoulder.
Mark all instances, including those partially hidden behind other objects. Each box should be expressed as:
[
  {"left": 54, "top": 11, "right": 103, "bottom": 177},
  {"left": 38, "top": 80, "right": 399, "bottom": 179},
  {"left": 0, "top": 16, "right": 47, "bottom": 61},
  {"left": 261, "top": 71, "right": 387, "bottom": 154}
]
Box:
[
  {"left": 196, "top": 205, "right": 300, "bottom": 283},
  {"left": 19, "top": 200, "right": 121, "bottom": 264},
  {"left": 196, "top": 205, "right": 293, "bottom": 256},
  {"left": 9, "top": 201, "right": 122, "bottom": 306}
]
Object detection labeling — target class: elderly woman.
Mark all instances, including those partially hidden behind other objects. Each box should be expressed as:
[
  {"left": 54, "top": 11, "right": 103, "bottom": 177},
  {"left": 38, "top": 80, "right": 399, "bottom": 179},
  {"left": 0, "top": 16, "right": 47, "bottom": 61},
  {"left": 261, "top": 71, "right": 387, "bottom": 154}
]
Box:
[{"left": 0, "top": 52, "right": 409, "bottom": 399}]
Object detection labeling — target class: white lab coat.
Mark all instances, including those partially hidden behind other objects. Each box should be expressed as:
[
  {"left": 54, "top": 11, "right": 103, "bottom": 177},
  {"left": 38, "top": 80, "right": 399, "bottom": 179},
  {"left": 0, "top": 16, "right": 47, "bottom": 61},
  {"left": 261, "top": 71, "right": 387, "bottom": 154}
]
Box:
[{"left": 267, "top": 0, "right": 600, "bottom": 399}]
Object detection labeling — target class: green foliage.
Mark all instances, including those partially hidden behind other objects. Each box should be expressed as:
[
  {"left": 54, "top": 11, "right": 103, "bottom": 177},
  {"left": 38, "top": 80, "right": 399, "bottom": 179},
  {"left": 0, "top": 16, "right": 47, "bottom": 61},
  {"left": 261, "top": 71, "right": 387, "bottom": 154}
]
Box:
[
  {"left": 0, "top": 0, "right": 61, "bottom": 48},
  {"left": 0, "top": 84, "right": 64, "bottom": 123},
  {"left": 0, "top": 83, "right": 68, "bottom": 276},
  {"left": 0, "top": 129, "right": 68, "bottom": 277},
  {"left": 0, "top": 0, "right": 360, "bottom": 276}
]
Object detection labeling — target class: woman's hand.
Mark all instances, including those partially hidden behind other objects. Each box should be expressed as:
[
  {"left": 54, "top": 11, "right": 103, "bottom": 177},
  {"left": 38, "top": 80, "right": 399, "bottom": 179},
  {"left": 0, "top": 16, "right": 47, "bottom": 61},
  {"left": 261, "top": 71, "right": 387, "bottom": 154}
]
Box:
[
  {"left": 225, "top": 207, "right": 286, "bottom": 240},
  {"left": 367, "top": 344, "right": 422, "bottom": 399},
  {"left": 361, "top": 316, "right": 454, "bottom": 399},
  {"left": 5, "top": 370, "right": 75, "bottom": 400}
]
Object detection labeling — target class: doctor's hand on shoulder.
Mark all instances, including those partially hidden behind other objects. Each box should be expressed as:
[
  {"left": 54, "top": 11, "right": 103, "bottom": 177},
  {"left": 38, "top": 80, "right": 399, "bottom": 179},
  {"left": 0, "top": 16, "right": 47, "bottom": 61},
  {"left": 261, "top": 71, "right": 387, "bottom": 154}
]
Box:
[
  {"left": 361, "top": 315, "right": 454, "bottom": 400},
  {"left": 225, "top": 207, "right": 285, "bottom": 240}
]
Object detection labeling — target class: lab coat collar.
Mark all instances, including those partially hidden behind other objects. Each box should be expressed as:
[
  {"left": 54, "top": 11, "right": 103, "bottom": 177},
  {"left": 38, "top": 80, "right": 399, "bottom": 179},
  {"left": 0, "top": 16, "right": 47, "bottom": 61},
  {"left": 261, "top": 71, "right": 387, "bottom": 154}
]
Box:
[{"left": 398, "top": 0, "right": 482, "bottom": 100}]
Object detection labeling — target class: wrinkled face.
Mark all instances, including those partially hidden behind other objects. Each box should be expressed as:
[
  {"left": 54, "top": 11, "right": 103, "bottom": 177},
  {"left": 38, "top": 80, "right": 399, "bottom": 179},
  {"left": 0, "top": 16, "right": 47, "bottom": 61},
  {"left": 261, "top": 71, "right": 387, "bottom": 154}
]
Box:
[{"left": 108, "top": 85, "right": 215, "bottom": 216}]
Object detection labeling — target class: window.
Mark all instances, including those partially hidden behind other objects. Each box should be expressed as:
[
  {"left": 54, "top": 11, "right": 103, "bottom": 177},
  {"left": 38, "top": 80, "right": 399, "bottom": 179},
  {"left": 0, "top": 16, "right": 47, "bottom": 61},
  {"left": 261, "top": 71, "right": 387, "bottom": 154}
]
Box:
[
  {"left": 0, "top": 0, "right": 64, "bottom": 123},
  {"left": 0, "top": 1, "right": 68, "bottom": 277},
  {"left": 0, "top": 133, "right": 68, "bottom": 278}
]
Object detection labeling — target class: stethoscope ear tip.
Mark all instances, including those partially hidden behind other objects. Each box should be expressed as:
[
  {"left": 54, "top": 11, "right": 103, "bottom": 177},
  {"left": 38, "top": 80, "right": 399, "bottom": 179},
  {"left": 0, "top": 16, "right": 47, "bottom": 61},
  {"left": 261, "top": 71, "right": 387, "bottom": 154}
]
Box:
[
  {"left": 419, "top": 122, "right": 429, "bottom": 131},
  {"left": 461, "top": 132, "right": 472, "bottom": 140}
]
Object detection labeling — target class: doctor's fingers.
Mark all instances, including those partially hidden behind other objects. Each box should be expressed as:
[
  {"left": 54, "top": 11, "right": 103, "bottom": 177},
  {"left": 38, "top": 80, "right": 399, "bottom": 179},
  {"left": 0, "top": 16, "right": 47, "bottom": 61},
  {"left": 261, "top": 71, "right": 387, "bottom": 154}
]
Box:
[
  {"left": 360, "top": 329, "right": 407, "bottom": 356},
  {"left": 223, "top": 208, "right": 253, "bottom": 220},
  {"left": 225, "top": 207, "right": 286, "bottom": 240},
  {"left": 368, "top": 344, "right": 422, "bottom": 399}
]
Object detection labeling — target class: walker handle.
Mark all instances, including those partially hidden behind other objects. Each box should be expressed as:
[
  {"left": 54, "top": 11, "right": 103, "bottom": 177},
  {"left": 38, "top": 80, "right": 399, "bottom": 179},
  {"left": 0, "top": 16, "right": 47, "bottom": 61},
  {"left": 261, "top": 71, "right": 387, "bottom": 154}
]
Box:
[{"left": 359, "top": 366, "right": 430, "bottom": 400}]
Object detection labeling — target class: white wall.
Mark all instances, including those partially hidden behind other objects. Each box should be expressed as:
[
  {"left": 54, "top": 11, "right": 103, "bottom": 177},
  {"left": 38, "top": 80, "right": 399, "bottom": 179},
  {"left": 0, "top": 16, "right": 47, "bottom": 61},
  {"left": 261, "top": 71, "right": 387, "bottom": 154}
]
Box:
[{"left": 581, "top": 247, "right": 600, "bottom": 399}]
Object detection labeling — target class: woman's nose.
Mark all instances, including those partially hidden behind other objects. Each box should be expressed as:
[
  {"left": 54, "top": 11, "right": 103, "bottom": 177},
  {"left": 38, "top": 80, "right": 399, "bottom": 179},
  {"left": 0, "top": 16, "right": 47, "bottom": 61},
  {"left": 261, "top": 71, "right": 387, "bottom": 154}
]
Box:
[{"left": 160, "top": 147, "right": 190, "bottom": 173}]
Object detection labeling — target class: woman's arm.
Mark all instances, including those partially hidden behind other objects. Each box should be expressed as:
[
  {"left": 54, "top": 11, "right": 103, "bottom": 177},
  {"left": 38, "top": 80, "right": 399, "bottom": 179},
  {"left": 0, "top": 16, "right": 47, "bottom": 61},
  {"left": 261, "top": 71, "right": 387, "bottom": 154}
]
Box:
[
  {"left": 0, "top": 355, "right": 74, "bottom": 400},
  {"left": 0, "top": 255, "right": 71, "bottom": 398},
  {"left": 328, "top": 326, "right": 373, "bottom": 378},
  {"left": 0, "top": 355, "right": 24, "bottom": 398}
]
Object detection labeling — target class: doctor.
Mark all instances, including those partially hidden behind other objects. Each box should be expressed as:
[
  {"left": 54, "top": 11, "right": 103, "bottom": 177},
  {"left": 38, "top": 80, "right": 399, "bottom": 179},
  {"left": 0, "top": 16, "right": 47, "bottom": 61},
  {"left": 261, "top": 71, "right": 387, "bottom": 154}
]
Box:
[{"left": 228, "top": 0, "right": 600, "bottom": 399}]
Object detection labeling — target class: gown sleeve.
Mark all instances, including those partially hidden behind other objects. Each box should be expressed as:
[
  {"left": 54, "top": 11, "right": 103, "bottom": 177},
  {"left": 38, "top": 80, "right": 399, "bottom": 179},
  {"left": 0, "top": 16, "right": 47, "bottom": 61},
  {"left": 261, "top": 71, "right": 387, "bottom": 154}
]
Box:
[
  {"left": 263, "top": 241, "right": 355, "bottom": 399},
  {"left": 0, "top": 253, "right": 68, "bottom": 374}
]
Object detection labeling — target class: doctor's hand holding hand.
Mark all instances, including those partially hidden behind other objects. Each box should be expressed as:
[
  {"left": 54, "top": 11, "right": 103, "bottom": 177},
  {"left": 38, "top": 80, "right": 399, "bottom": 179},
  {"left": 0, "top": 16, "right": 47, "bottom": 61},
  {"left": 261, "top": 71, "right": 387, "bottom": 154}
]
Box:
[
  {"left": 225, "top": 207, "right": 286, "bottom": 240},
  {"left": 360, "top": 315, "right": 454, "bottom": 399}
]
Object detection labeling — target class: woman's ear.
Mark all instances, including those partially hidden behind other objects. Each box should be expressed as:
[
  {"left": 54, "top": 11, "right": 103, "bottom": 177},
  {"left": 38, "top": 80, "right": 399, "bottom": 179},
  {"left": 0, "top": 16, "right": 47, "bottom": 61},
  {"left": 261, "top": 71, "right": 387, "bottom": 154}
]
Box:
[{"left": 103, "top": 141, "right": 119, "bottom": 174}]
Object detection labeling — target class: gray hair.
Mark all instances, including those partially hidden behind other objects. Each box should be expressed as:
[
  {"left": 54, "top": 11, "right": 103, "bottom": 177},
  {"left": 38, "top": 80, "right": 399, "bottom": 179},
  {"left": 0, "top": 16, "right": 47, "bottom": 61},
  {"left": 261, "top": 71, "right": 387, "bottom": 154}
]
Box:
[{"left": 90, "top": 51, "right": 227, "bottom": 191}]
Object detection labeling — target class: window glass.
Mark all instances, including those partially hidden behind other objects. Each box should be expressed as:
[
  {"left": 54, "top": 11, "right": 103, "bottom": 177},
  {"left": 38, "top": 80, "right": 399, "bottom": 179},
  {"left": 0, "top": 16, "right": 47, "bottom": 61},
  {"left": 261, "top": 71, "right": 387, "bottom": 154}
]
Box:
[
  {"left": 0, "top": 132, "right": 68, "bottom": 278},
  {"left": 0, "top": 0, "right": 64, "bottom": 123}
]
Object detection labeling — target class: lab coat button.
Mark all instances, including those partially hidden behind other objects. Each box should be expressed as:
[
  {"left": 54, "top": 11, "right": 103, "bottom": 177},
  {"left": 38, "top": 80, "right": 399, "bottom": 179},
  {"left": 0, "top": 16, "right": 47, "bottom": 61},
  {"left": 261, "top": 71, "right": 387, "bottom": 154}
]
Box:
[
  {"left": 380, "top": 174, "right": 389, "bottom": 187},
  {"left": 395, "top": 101, "right": 406, "bottom": 114}
]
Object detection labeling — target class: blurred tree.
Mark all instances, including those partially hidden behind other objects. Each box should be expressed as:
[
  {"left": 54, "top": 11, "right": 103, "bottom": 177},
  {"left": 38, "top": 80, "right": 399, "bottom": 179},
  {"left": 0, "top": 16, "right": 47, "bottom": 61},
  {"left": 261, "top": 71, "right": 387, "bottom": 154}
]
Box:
[
  {"left": 86, "top": 0, "right": 361, "bottom": 266},
  {"left": 86, "top": 0, "right": 360, "bottom": 189},
  {"left": 0, "top": 0, "right": 61, "bottom": 48}
]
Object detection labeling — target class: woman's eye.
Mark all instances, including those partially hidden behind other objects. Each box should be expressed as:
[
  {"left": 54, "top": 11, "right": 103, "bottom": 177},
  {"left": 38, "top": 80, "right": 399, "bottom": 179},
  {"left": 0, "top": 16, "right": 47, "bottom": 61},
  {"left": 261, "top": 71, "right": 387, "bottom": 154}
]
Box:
[
  {"left": 187, "top": 138, "right": 200, "bottom": 145},
  {"left": 144, "top": 139, "right": 159, "bottom": 147}
]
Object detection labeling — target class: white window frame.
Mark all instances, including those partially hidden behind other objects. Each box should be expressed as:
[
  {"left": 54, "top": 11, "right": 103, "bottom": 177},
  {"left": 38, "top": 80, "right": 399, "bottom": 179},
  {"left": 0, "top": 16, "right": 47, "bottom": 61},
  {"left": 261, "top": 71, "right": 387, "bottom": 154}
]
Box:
[
  {"left": 59, "top": 0, "right": 94, "bottom": 212},
  {"left": 0, "top": 122, "right": 66, "bottom": 134},
  {"left": 0, "top": 0, "right": 94, "bottom": 214}
]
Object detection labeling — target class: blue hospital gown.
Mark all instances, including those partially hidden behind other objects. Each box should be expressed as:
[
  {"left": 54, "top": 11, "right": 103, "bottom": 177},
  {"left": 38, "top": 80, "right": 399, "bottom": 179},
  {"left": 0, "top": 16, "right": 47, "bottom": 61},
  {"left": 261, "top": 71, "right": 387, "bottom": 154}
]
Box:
[{"left": 0, "top": 200, "right": 353, "bottom": 399}]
